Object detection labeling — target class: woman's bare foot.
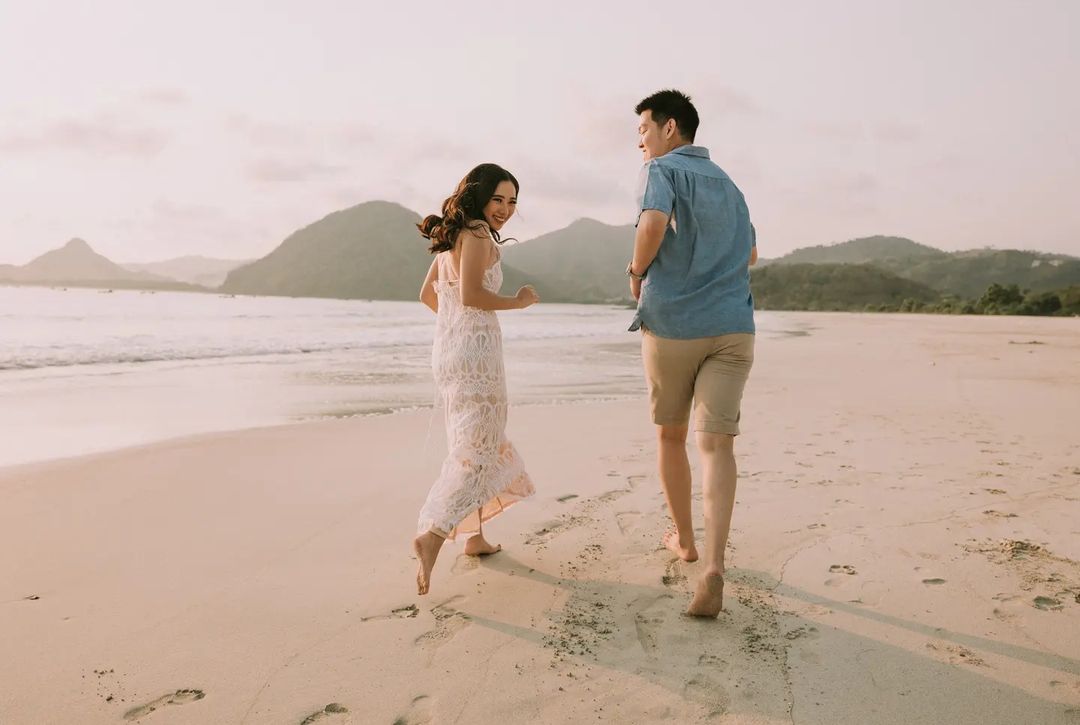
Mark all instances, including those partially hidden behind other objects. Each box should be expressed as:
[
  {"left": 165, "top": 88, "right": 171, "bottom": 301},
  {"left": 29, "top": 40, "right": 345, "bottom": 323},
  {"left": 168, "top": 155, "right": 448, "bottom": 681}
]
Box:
[
  {"left": 686, "top": 573, "right": 724, "bottom": 617},
  {"left": 662, "top": 530, "right": 699, "bottom": 562},
  {"left": 463, "top": 533, "right": 502, "bottom": 557},
  {"left": 413, "top": 531, "right": 445, "bottom": 595}
]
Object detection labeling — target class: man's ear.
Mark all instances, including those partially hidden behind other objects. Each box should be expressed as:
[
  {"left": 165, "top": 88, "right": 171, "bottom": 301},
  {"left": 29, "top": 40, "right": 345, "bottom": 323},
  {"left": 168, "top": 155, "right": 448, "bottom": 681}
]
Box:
[{"left": 664, "top": 118, "right": 677, "bottom": 139}]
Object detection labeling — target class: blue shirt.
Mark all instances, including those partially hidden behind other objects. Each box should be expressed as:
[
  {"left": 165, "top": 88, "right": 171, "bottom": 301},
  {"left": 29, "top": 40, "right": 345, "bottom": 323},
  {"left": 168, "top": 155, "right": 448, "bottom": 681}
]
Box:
[{"left": 629, "top": 145, "right": 756, "bottom": 338}]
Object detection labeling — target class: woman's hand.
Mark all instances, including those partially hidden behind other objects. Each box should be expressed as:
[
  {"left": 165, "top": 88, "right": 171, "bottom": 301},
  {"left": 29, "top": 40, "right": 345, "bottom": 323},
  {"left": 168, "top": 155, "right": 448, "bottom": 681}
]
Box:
[{"left": 515, "top": 285, "right": 539, "bottom": 309}]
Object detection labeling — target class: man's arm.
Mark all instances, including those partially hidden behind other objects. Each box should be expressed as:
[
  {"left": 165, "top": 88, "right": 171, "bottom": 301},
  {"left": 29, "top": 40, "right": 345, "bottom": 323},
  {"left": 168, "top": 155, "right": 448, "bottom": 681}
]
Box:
[
  {"left": 629, "top": 209, "right": 668, "bottom": 299},
  {"left": 749, "top": 246, "right": 758, "bottom": 266}
]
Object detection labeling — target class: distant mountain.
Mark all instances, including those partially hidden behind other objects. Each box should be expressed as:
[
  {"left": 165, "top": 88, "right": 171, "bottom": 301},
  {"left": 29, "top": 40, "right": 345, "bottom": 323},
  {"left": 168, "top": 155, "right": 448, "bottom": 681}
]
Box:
[
  {"left": 0, "top": 238, "right": 201, "bottom": 290},
  {"left": 8, "top": 216, "right": 1071, "bottom": 315},
  {"left": 124, "top": 256, "right": 252, "bottom": 288},
  {"left": 218, "top": 207, "right": 634, "bottom": 303},
  {"left": 879, "top": 249, "right": 1080, "bottom": 298},
  {"left": 220, "top": 201, "right": 431, "bottom": 299},
  {"left": 501, "top": 218, "right": 634, "bottom": 303},
  {"left": 769, "top": 236, "right": 1080, "bottom": 298},
  {"left": 772, "top": 236, "right": 947, "bottom": 266},
  {"left": 13, "top": 238, "right": 166, "bottom": 283},
  {"left": 750, "top": 263, "right": 940, "bottom": 311}
]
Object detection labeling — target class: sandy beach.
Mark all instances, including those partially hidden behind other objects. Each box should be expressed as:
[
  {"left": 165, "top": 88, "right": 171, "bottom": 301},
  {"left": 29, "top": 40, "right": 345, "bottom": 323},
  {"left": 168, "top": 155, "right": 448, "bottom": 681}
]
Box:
[{"left": 2, "top": 313, "right": 1079, "bottom": 724}]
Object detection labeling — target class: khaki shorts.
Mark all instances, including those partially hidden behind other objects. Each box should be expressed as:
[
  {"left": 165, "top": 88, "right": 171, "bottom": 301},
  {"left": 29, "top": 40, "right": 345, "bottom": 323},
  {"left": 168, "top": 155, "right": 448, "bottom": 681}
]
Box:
[{"left": 641, "top": 331, "right": 755, "bottom": 435}]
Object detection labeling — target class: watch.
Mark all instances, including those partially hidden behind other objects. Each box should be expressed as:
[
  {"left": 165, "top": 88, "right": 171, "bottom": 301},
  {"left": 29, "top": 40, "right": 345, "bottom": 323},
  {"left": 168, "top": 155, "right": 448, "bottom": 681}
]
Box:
[{"left": 626, "top": 261, "right": 646, "bottom": 280}]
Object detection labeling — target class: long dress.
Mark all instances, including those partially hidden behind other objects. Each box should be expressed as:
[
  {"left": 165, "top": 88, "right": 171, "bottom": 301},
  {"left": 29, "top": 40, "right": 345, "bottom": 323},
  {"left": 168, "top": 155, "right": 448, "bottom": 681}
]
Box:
[{"left": 416, "top": 242, "right": 534, "bottom": 540}]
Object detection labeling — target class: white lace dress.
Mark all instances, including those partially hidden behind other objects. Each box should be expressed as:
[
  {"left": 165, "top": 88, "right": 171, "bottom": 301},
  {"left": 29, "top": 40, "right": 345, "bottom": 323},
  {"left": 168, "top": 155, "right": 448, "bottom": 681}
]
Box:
[{"left": 416, "top": 244, "right": 534, "bottom": 540}]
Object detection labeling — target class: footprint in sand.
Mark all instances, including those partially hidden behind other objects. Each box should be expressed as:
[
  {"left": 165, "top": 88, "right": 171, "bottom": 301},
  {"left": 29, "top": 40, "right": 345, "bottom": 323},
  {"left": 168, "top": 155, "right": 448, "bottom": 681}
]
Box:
[
  {"left": 925, "top": 642, "right": 987, "bottom": 667},
  {"left": 299, "top": 703, "right": 348, "bottom": 725},
  {"left": 450, "top": 555, "right": 480, "bottom": 574},
  {"left": 615, "top": 511, "right": 642, "bottom": 535},
  {"left": 682, "top": 674, "right": 728, "bottom": 717},
  {"left": 415, "top": 597, "right": 470, "bottom": 651},
  {"left": 1034, "top": 596, "right": 1064, "bottom": 611},
  {"left": 556, "top": 494, "right": 578, "bottom": 503},
  {"left": 633, "top": 594, "right": 674, "bottom": 655},
  {"left": 662, "top": 559, "right": 688, "bottom": 588},
  {"left": 524, "top": 515, "right": 590, "bottom": 546},
  {"left": 922, "top": 578, "right": 947, "bottom": 586},
  {"left": 597, "top": 489, "right": 630, "bottom": 503},
  {"left": 828, "top": 564, "right": 857, "bottom": 576},
  {"left": 359, "top": 604, "right": 419, "bottom": 622},
  {"left": 783, "top": 625, "right": 820, "bottom": 641},
  {"left": 123, "top": 690, "right": 205, "bottom": 720},
  {"left": 393, "top": 694, "right": 434, "bottom": 725}
]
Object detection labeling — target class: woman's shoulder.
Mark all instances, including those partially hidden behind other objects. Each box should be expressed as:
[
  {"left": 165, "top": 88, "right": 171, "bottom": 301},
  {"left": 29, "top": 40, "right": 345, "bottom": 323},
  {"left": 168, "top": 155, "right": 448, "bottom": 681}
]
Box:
[{"left": 454, "top": 220, "right": 493, "bottom": 244}]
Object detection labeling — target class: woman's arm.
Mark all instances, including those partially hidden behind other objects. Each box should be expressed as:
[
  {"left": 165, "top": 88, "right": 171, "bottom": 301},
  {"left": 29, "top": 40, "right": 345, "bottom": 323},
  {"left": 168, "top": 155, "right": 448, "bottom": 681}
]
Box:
[
  {"left": 419, "top": 257, "right": 439, "bottom": 313},
  {"left": 459, "top": 227, "right": 538, "bottom": 311}
]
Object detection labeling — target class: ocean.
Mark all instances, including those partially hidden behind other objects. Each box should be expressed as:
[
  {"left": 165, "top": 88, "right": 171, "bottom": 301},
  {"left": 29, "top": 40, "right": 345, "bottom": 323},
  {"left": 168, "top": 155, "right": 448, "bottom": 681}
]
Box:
[{"left": 0, "top": 285, "right": 802, "bottom": 467}]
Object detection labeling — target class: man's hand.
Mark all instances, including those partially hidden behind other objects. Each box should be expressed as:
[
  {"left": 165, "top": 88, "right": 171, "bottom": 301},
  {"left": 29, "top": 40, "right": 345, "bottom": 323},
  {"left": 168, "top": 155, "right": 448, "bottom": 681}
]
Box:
[{"left": 630, "top": 276, "right": 642, "bottom": 301}]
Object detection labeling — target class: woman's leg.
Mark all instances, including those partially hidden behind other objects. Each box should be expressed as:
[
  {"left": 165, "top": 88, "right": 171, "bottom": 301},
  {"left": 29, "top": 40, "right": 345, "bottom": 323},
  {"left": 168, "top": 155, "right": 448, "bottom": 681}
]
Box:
[
  {"left": 464, "top": 512, "right": 502, "bottom": 556},
  {"left": 414, "top": 529, "right": 446, "bottom": 595}
]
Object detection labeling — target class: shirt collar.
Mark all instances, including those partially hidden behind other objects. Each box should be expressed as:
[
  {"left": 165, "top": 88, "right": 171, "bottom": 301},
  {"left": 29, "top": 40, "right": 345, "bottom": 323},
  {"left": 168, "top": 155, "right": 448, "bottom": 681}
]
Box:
[{"left": 669, "top": 144, "right": 710, "bottom": 159}]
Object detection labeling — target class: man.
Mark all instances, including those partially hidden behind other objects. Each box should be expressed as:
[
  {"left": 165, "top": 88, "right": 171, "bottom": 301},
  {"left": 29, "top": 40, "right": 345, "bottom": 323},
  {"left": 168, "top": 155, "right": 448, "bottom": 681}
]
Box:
[{"left": 627, "top": 89, "right": 757, "bottom": 617}]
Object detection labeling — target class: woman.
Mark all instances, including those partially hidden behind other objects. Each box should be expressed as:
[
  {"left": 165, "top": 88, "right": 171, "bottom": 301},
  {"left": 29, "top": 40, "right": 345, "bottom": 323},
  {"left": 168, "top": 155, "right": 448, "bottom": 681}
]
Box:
[{"left": 413, "top": 163, "right": 539, "bottom": 595}]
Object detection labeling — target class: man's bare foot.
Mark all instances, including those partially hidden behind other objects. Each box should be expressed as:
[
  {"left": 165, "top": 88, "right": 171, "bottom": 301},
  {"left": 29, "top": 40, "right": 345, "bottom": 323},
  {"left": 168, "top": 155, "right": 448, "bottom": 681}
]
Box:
[
  {"left": 686, "top": 573, "right": 724, "bottom": 617},
  {"left": 413, "top": 531, "right": 444, "bottom": 595},
  {"left": 463, "top": 533, "right": 502, "bottom": 557},
  {"left": 662, "top": 530, "right": 699, "bottom": 562}
]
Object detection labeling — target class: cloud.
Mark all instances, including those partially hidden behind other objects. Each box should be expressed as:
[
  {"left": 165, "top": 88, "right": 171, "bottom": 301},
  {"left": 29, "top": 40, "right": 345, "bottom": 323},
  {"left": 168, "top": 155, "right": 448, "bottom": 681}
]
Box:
[
  {"left": 107, "top": 199, "right": 276, "bottom": 257},
  {"left": 135, "top": 88, "right": 191, "bottom": 106},
  {"left": 0, "top": 117, "right": 169, "bottom": 156},
  {"left": 247, "top": 158, "right": 349, "bottom": 183},
  {"left": 804, "top": 120, "right": 867, "bottom": 141},
  {"left": 517, "top": 158, "right": 629, "bottom": 208},
  {"left": 826, "top": 172, "right": 879, "bottom": 194},
  {"left": 693, "top": 85, "right": 764, "bottom": 117},
  {"left": 229, "top": 115, "right": 310, "bottom": 147},
  {"left": 804, "top": 119, "right": 922, "bottom": 145},
  {"left": 228, "top": 115, "right": 375, "bottom": 150},
  {"left": 874, "top": 121, "right": 921, "bottom": 143}
]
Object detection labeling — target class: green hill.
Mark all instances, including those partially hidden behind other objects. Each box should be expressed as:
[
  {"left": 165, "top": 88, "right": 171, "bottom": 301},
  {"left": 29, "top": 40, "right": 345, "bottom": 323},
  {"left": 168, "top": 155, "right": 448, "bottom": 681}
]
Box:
[
  {"left": 750, "top": 263, "right": 940, "bottom": 311},
  {"left": 770, "top": 236, "right": 1080, "bottom": 299},
  {"left": 221, "top": 201, "right": 431, "bottom": 299},
  {"left": 775, "top": 235, "right": 947, "bottom": 266},
  {"left": 501, "top": 218, "right": 634, "bottom": 303},
  {"left": 879, "top": 249, "right": 1080, "bottom": 298}
]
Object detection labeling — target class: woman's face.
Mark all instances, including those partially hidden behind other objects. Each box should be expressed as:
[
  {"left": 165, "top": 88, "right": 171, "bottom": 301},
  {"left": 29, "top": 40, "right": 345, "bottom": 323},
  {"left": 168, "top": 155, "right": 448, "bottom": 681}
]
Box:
[{"left": 482, "top": 180, "right": 517, "bottom": 231}]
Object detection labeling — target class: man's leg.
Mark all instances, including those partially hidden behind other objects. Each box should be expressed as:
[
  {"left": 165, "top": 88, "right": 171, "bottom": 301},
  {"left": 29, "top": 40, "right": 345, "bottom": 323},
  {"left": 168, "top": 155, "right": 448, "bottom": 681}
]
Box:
[
  {"left": 658, "top": 423, "right": 698, "bottom": 562},
  {"left": 686, "top": 333, "right": 753, "bottom": 617},
  {"left": 686, "top": 431, "right": 736, "bottom": 617},
  {"left": 642, "top": 331, "right": 703, "bottom": 563},
  {"left": 697, "top": 431, "right": 737, "bottom": 576}
]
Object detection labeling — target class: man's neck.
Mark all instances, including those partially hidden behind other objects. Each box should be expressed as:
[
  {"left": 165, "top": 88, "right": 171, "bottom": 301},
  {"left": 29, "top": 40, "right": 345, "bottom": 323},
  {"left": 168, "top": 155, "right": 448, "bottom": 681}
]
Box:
[{"left": 663, "top": 140, "right": 692, "bottom": 156}]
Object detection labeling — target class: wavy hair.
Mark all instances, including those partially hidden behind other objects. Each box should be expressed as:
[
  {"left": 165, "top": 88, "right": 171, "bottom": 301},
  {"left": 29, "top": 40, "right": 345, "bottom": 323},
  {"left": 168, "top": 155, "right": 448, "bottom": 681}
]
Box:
[{"left": 417, "top": 163, "right": 519, "bottom": 254}]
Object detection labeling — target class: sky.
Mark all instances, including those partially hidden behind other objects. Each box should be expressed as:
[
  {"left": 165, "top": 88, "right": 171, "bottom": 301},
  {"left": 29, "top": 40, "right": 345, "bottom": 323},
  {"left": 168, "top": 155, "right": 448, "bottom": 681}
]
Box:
[{"left": 2, "top": 0, "right": 1078, "bottom": 264}]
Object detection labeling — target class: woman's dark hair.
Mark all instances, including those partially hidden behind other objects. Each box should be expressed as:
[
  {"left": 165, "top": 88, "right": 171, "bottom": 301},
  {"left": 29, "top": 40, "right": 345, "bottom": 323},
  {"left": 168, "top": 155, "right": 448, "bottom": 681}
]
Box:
[{"left": 417, "top": 163, "right": 519, "bottom": 254}]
